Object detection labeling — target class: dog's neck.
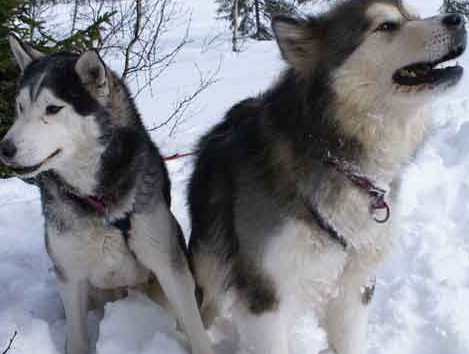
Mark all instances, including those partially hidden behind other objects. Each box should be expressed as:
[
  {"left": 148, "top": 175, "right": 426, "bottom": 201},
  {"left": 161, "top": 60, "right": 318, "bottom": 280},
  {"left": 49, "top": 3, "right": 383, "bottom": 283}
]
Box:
[
  {"left": 331, "top": 96, "right": 429, "bottom": 185},
  {"left": 48, "top": 135, "right": 139, "bottom": 219},
  {"left": 54, "top": 144, "right": 105, "bottom": 197},
  {"left": 269, "top": 70, "right": 428, "bottom": 191}
]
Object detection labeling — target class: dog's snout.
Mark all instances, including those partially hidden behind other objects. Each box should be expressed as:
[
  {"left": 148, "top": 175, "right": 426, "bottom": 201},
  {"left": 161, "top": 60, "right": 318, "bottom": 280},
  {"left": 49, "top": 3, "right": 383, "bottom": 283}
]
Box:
[
  {"left": 0, "top": 140, "right": 17, "bottom": 161},
  {"left": 442, "top": 13, "right": 465, "bottom": 29}
]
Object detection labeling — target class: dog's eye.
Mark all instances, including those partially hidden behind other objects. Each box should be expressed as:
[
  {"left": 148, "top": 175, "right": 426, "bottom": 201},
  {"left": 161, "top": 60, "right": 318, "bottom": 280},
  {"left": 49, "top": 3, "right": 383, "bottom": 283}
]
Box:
[
  {"left": 375, "top": 22, "right": 399, "bottom": 32},
  {"left": 46, "top": 105, "right": 64, "bottom": 115}
]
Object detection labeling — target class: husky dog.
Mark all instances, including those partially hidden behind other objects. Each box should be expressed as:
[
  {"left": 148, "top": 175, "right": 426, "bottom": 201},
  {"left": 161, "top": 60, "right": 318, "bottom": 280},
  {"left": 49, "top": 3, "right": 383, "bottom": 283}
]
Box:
[
  {"left": 0, "top": 37, "right": 214, "bottom": 354},
  {"left": 188, "top": 1, "right": 466, "bottom": 353}
]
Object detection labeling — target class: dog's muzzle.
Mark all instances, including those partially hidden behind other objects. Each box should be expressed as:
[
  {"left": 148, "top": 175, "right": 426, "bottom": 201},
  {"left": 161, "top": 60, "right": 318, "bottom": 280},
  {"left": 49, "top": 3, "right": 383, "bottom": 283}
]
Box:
[
  {"left": 0, "top": 147, "right": 62, "bottom": 176},
  {"left": 0, "top": 139, "right": 18, "bottom": 168},
  {"left": 393, "top": 14, "right": 467, "bottom": 88}
]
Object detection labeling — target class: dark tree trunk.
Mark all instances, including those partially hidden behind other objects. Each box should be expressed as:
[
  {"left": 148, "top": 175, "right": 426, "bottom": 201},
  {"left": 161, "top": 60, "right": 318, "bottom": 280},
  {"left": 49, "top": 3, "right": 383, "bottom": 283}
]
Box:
[
  {"left": 254, "top": 0, "right": 261, "bottom": 39},
  {"left": 232, "top": 0, "right": 240, "bottom": 51},
  {"left": 71, "top": 0, "right": 79, "bottom": 35}
]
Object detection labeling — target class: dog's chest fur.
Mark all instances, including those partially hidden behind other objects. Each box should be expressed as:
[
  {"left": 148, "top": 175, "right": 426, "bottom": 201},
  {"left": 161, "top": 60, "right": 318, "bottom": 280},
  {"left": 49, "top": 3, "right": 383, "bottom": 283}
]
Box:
[
  {"left": 42, "top": 179, "right": 150, "bottom": 289},
  {"left": 264, "top": 219, "right": 346, "bottom": 304},
  {"left": 47, "top": 218, "right": 150, "bottom": 289},
  {"left": 263, "top": 204, "right": 393, "bottom": 318}
]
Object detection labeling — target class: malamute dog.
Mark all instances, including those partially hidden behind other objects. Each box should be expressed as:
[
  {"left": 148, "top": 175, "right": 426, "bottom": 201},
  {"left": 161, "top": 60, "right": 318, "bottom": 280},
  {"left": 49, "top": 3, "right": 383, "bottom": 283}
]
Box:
[
  {"left": 188, "top": 1, "right": 467, "bottom": 353},
  {"left": 0, "top": 37, "right": 214, "bottom": 354}
]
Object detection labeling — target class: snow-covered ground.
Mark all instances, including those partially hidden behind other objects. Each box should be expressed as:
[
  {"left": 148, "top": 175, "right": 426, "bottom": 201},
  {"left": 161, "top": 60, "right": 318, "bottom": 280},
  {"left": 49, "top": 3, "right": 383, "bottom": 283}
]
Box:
[{"left": 1, "top": 0, "right": 469, "bottom": 353}]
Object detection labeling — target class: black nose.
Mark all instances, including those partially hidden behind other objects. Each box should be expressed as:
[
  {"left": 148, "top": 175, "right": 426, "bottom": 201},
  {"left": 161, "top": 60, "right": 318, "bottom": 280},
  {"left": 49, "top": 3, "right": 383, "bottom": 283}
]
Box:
[
  {"left": 0, "top": 140, "right": 17, "bottom": 160},
  {"left": 443, "top": 13, "right": 465, "bottom": 29}
]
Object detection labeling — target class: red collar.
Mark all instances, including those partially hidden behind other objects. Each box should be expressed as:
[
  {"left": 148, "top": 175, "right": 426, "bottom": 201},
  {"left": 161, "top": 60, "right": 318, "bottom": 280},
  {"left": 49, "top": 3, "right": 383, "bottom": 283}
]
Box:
[
  {"left": 65, "top": 191, "right": 132, "bottom": 238},
  {"left": 65, "top": 191, "right": 108, "bottom": 216},
  {"left": 324, "top": 156, "right": 391, "bottom": 224},
  {"left": 82, "top": 195, "right": 107, "bottom": 215}
]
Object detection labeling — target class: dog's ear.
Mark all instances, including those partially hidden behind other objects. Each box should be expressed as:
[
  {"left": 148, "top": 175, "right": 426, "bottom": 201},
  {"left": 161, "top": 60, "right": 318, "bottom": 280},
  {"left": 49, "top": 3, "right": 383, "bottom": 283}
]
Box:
[
  {"left": 75, "top": 50, "right": 107, "bottom": 86},
  {"left": 9, "top": 34, "right": 44, "bottom": 72},
  {"left": 272, "top": 16, "right": 321, "bottom": 72}
]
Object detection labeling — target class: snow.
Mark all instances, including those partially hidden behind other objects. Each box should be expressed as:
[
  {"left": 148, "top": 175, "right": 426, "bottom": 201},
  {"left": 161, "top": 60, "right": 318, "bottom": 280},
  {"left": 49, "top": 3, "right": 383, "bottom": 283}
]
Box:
[
  {"left": 97, "top": 292, "right": 187, "bottom": 354},
  {"left": 1, "top": 1, "right": 469, "bottom": 354}
]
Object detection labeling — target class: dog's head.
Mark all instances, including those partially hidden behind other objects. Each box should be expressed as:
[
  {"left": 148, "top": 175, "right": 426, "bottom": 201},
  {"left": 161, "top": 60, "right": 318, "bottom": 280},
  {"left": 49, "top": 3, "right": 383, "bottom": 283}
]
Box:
[
  {"left": 0, "top": 36, "right": 115, "bottom": 179},
  {"left": 273, "top": 0, "right": 466, "bottom": 106}
]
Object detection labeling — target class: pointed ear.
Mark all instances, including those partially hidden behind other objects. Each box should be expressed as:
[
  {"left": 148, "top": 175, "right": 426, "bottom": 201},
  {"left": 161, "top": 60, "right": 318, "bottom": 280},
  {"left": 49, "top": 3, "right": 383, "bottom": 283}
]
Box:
[
  {"left": 9, "top": 34, "right": 44, "bottom": 72},
  {"left": 75, "top": 50, "right": 107, "bottom": 86},
  {"left": 272, "top": 16, "right": 321, "bottom": 72}
]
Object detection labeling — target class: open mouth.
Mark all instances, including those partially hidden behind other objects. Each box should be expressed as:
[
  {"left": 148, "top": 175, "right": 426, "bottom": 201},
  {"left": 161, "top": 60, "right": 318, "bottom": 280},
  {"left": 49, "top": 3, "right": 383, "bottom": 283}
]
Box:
[
  {"left": 393, "top": 44, "right": 466, "bottom": 87},
  {"left": 9, "top": 149, "right": 62, "bottom": 175}
]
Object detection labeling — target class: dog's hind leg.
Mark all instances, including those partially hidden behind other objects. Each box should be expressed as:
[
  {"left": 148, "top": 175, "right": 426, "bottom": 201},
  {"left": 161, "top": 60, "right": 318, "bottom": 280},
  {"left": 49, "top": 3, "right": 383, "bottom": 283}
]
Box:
[
  {"left": 58, "top": 279, "right": 90, "bottom": 354},
  {"left": 130, "top": 203, "right": 214, "bottom": 354},
  {"left": 233, "top": 304, "right": 289, "bottom": 354},
  {"left": 190, "top": 252, "right": 226, "bottom": 329},
  {"left": 323, "top": 262, "right": 372, "bottom": 354}
]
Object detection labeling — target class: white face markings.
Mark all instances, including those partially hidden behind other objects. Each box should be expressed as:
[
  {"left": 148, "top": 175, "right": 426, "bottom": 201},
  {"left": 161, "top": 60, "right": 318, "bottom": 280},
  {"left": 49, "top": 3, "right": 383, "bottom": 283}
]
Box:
[
  {"left": 360, "top": 2, "right": 457, "bottom": 97},
  {"left": 365, "top": 3, "right": 404, "bottom": 31},
  {"left": 31, "top": 72, "right": 46, "bottom": 103},
  {"left": 6, "top": 87, "right": 67, "bottom": 173},
  {"left": 16, "top": 85, "right": 66, "bottom": 124},
  {"left": 399, "top": 0, "right": 421, "bottom": 20},
  {"left": 6, "top": 73, "right": 107, "bottom": 193}
]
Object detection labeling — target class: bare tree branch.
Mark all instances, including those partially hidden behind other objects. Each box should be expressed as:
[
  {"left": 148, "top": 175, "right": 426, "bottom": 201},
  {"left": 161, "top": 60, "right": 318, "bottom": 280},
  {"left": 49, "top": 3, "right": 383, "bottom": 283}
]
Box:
[
  {"left": 35, "top": 0, "right": 221, "bottom": 131},
  {"left": 71, "top": 0, "right": 79, "bottom": 36},
  {"left": 63, "top": 0, "right": 193, "bottom": 98},
  {"left": 2, "top": 331, "right": 17, "bottom": 354},
  {"left": 133, "top": 20, "right": 191, "bottom": 97},
  {"left": 122, "top": 0, "right": 142, "bottom": 79},
  {"left": 148, "top": 60, "right": 221, "bottom": 134},
  {"left": 201, "top": 31, "right": 225, "bottom": 53}
]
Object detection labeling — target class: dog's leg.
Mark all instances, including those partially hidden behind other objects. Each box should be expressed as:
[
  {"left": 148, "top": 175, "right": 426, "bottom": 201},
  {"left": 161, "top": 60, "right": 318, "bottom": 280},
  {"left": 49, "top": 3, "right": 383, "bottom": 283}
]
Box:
[
  {"left": 130, "top": 204, "right": 214, "bottom": 354},
  {"left": 89, "top": 287, "right": 127, "bottom": 320},
  {"left": 233, "top": 304, "right": 288, "bottom": 354},
  {"left": 58, "top": 279, "right": 90, "bottom": 354},
  {"left": 323, "top": 263, "right": 373, "bottom": 354}
]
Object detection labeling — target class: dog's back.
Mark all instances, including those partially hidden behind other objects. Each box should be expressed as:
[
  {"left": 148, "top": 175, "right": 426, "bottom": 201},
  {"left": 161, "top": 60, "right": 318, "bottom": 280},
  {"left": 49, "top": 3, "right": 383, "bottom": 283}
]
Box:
[{"left": 189, "top": 97, "right": 267, "bottom": 324}]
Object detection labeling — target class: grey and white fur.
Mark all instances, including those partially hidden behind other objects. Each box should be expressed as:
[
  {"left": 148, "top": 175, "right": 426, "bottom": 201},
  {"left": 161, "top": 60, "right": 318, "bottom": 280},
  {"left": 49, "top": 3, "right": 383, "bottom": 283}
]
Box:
[
  {"left": 188, "top": 1, "right": 467, "bottom": 354},
  {"left": 0, "top": 37, "right": 214, "bottom": 354}
]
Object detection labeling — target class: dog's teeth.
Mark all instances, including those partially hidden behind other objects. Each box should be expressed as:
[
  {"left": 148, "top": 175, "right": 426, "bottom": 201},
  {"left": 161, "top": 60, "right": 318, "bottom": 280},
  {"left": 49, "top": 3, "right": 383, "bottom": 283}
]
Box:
[{"left": 436, "top": 59, "right": 457, "bottom": 70}]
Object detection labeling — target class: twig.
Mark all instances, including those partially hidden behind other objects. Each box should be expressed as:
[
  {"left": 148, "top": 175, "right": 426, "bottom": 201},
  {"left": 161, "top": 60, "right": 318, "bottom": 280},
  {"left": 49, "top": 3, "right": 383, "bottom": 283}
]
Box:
[
  {"left": 71, "top": 0, "right": 79, "bottom": 36},
  {"left": 132, "top": 14, "right": 191, "bottom": 97},
  {"left": 122, "top": 0, "right": 143, "bottom": 79},
  {"left": 147, "top": 59, "right": 221, "bottom": 133},
  {"left": 2, "top": 331, "right": 18, "bottom": 354},
  {"left": 164, "top": 152, "right": 195, "bottom": 161}
]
